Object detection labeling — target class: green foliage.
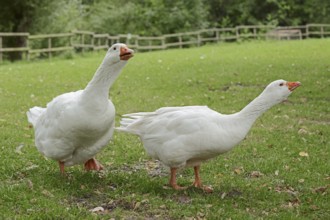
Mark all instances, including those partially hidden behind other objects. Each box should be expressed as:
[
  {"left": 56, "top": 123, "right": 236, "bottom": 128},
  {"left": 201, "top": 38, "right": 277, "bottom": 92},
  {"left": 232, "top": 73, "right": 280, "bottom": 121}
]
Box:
[
  {"left": 83, "top": 0, "right": 208, "bottom": 35},
  {"left": 0, "top": 39, "right": 329, "bottom": 219},
  {"left": 2, "top": 0, "right": 329, "bottom": 36},
  {"left": 30, "top": 0, "right": 85, "bottom": 34},
  {"left": 206, "top": 0, "right": 330, "bottom": 27},
  {"left": 0, "top": 0, "right": 84, "bottom": 34},
  {"left": 1, "top": 0, "right": 329, "bottom": 61}
]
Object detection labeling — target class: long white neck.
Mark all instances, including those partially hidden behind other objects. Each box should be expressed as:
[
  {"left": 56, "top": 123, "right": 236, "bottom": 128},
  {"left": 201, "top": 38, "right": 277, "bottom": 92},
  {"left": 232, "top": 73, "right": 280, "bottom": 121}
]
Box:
[
  {"left": 82, "top": 60, "right": 126, "bottom": 101},
  {"left": 236, "top": 91, "right": 277, "bottom": 129}
]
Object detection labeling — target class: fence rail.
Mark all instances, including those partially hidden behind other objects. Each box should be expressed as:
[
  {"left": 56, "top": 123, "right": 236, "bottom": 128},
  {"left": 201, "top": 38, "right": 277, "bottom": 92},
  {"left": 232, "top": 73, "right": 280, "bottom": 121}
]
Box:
[{"left": 0, "top": 23, "right": 330, "bottom": 63}]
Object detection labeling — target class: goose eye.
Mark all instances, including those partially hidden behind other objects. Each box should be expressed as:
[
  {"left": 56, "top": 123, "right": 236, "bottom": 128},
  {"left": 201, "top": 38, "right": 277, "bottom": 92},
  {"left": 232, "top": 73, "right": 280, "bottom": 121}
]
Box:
[
  {"left": 113, "top": 47, "right": 117, "bottom": 50},
  {"left": 279, "top": 83, "right": 284, "bottom": 86}
]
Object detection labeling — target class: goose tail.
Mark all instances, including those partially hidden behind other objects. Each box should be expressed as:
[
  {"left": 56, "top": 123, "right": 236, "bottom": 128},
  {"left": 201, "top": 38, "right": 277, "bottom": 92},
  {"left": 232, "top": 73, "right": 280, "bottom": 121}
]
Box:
[
  {"left": 116, "top": 112, "right": 153, "bottom": 135},
  {"left": 27, "top": 106, "right": 45, "bottom": 127}
]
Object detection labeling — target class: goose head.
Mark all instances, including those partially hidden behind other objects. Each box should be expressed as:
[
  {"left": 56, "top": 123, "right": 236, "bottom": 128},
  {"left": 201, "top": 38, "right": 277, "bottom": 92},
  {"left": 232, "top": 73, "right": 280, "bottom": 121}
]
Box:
[
  {"left": 103, "top": 43, "right": 134, "bottom": 65},
  {"left": 260, "top": 79, "right": 301, "bottom": 104}
]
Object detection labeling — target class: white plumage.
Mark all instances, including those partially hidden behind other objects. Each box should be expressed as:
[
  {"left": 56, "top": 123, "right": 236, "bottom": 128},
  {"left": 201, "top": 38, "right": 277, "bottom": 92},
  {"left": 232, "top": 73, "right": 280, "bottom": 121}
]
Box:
[
  {"left": 117, "top": 79, "right": 301, "bottom": 192},
  {"left": 27, "top": 43, "right": 133, "bottom": 173}
]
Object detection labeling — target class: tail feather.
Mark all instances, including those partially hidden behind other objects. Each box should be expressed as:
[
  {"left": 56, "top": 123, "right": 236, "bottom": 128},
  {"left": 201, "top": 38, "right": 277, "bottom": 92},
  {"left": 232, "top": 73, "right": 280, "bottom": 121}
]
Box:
[
  {"left": 116, "top": 112, "right": 153, "bottom": 135},
  {"left": 122, "top": 112, "right": 153, "bottom": 118},
  {"left": 27, "top": 106, "right": 45, "bottom": 127}
]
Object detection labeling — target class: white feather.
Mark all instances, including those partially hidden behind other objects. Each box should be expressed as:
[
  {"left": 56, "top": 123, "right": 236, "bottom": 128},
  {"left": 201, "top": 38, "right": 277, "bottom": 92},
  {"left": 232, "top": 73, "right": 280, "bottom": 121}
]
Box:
[
  {"left": 116, "top": 80, "right": 300, "bottom": 169},
  {"left": 27, "top": 43, "right": 133, "bottom": 167}
]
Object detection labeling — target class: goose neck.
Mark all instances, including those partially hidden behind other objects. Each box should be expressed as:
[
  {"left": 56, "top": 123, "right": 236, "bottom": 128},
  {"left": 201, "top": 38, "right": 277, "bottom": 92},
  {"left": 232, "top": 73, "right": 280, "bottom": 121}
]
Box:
[
  {"left": 83, "top": 61, "right": 125, "bottom": 99},
  {"left": 237, "top": 94, "right": 273, "bottom": 124}
]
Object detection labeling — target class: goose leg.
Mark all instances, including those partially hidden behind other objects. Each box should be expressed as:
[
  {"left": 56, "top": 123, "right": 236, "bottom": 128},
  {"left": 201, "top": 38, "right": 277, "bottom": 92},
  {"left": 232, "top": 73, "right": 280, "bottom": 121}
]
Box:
[
  {"left": 192, "top": 165, "right": 213, "bottom": 193},
  {"left": 59, "top": 161, "right": 65, "bottom": 174},
  {"left": 169, "top": 167, "right": 187, "bottom": 190},
  {"left": 84, "top": 158, "right": 104, "bottom": 171}
]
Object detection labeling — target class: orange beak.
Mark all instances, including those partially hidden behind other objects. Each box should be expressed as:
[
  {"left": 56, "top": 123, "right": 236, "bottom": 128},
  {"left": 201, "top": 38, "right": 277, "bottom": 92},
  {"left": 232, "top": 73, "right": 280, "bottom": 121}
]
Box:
[
  {"left": 287, "top": 81, "right": 301, "bottom": 91},
  {"left": 120, "top": 46, "right": 134, "bottom": 61}
]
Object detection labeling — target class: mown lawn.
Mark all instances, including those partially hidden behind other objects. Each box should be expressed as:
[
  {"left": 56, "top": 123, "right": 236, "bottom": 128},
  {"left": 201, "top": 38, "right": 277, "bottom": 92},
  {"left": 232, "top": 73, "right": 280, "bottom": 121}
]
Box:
[{"left": 0, "top": 39, "right": 329, "bottom": 219}]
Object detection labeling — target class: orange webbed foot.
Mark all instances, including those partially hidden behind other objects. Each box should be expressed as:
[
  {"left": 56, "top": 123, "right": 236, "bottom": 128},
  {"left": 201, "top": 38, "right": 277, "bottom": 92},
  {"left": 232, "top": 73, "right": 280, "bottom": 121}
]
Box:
[{"left": 84, "top": 158, "right": 104, "bottom": 171}]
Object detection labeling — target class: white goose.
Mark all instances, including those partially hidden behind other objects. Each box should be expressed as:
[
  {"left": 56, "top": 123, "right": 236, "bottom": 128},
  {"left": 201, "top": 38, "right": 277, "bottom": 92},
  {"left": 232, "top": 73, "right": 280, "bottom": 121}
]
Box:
[
  {"left": 117, "top": 79, "right": 301, "bottom": 192},
  {"left": 27, "top": 43, "right": 133, "bottom": 174}
]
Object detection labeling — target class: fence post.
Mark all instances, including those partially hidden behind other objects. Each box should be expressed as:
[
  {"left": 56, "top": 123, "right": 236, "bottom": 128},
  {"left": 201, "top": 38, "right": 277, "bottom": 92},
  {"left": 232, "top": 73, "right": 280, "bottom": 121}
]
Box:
[
  {"left": 69, "top": 32, "right": 74, "bottom": 51},
  {"left": 236, "top": 27, "right": 240, "bottom": 41},
  {"left": 134, "top": 37, "right": 138, "bottom": 51},
  {"left": 148, "top": 39, "right": 151, "bottom": 52},
  {"left": 106, "top": 35, "right": 109, "bottom": 47},
  {"left": 197, "top": 31, "right": 201, "bottom": 47},
  {"left": 0, "top": 36, "right": 2, "bottom": 63},
  {"left": 48, "top": 37, "right": 52, "bottom": 59},
  {"left": 321, "top": 26, "right": 324, "bottom": 38},
  {"left": 161, "top": 37, "right": 165, "bottom": 49},
  {"left": 26, "top": 35, "right": 30, "bottom": 61},
  {"left": 82, "top": 34, "right": 85, "bottom": 53},
  {"left": 91, "top": 34, "right": 94, "bottom": 51},
  {"left": 179, "top": 34, "right": 182, "bottom": 48}
]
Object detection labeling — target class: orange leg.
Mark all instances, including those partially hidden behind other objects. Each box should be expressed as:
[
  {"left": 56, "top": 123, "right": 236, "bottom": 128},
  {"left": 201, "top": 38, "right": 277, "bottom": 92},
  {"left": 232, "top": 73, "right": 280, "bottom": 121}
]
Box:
[
  {"left": 84, "top": 158, "right": 104, "bottom": 171},
  {"left": 192, "top": 165, "right": 213, "bottom": 193},
  {"left": 59, "top": 161, "right": 65, "bottom": 174},
  {"left": 192, "top": 166, "right": 202, "bottom": 187},
  {"left": 169, "top": 167, "right": 187, "bottom": 190}
]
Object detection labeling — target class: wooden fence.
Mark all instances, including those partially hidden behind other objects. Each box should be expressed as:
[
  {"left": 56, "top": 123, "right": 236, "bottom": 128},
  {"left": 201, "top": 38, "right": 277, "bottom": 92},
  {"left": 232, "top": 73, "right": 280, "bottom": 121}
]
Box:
[{"left": 0, "top": 23, "right": 329, "bottom": 63}]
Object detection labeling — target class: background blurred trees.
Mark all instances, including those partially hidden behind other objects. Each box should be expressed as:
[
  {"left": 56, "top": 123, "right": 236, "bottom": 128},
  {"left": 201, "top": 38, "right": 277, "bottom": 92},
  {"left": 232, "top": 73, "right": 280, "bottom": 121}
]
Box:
[
  {"left": 1, "top": 0, "right": 329, "bottom": 36},
  {"left": 1, "top": 0, "right": 328, "bottom": 60},
  {"left": 206, "top": 0, "right": 330, "bottom": 27},
  {"left": 81, "top": 0, "right": 208, "bottom": 36}
]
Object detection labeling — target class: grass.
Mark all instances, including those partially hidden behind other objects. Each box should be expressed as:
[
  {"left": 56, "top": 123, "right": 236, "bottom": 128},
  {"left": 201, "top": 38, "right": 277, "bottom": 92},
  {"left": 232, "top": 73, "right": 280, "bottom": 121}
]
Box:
[{"left": 0, "top": 39, "right": 329, "bottom": 219}]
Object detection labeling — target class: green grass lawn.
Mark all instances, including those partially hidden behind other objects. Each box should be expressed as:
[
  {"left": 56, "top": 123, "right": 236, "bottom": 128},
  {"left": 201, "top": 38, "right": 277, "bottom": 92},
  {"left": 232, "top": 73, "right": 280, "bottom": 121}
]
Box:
[{"left": 0, "top": 39, "right": 329, "bottom": 219}]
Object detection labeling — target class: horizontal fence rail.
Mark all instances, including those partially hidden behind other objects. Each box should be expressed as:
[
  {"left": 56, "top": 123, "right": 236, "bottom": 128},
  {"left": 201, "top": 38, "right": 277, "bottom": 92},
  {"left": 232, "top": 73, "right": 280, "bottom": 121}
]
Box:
[{"left": 0, "top": 24, "right": 330, "bottom": 63}]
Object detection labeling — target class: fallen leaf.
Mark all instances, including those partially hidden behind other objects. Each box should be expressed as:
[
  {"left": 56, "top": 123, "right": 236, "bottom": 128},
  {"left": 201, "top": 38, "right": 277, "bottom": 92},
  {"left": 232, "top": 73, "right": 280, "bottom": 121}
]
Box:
[
  {"left": 298, "top": 128, "right": 308, "bottom": 135},
  {"left": 262, "top": 210, "right": 269, "bottom": 216},
  {"left": 299, "top": 151, "right": 309, "bottom": 157},
  {"left": 274, "top": 185, "right": 298, "bottom": 196},
  {"left": 250, "top": 171, "right": 264, "bottom": 178},
  {"left": 298, "top": 179, "right": 305, "bottom": 183},
  {"left": 162, "top": 185, "right": 171, "bottom": 190},
  {"left": 290, "top": 198, "right": 300, "bottom": 207},
  {"left": 197, "top": 211, "right": 205, "bottom": 218},
  {"left": 41, "top": 189, "right": 54, "bottom": 198},
  {"left": 281, "top": 202, "right": 294, "bottom": 209},
  {"left": 234, "top": 167, "right": 243, "bottom": 174},
  {"left": 282, "top": 199, "right": 300, "bottom": 209},
  {"left": 312, "top": 186, "right": 328, "bottom": 194},
  {"left": 94, "top": 190, "right": 102, "bottom": 195},
  {"left": 25, "top": 164, "right": 39, "bottom": 171},
  {"left": 90, "top": 206, "right": 104, "bottom": 213},
  {"left": 227, "top": 189, "right": 242, "bottom": 198},
  {"left": 176, "top": 195, "right": 192, "bottom": 204},
  {"left": 275, "top": 170, "right": 279, "bottom": 176},
  {"left": 309, "top": 205, "right": 319, "bottom": 211},
  {"left": 134, "top": 202, "right": 141, "bottom": 210},
  {"left": 26, "top": 179, "right": 33, "bottom": 189},
  {"left": 15, "top": 144, "right": 24, "bottom": 154}
]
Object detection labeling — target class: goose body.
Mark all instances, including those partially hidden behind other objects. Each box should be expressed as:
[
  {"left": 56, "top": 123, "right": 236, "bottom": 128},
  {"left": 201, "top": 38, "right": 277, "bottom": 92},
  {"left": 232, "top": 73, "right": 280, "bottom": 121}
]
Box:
[
  {"left": 117, "top": 80, "right": 301, "bottom": 191},
  {"left": 27, "top": 43, "right": 133, "bottom": 173}
]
